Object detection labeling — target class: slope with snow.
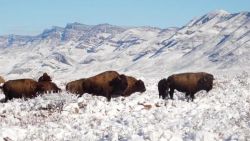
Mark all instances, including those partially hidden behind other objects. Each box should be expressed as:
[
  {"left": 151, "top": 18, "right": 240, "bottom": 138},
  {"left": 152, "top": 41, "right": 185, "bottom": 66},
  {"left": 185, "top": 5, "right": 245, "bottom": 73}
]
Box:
[
  {"left": 0, "top": 10, "right": 250, "bottom": 141},
  {"left": 0, "top": 11, "right": 249, "bottom": 78},
  {"left": 0, "top": 72, "right": 249, "bottom": 141}
]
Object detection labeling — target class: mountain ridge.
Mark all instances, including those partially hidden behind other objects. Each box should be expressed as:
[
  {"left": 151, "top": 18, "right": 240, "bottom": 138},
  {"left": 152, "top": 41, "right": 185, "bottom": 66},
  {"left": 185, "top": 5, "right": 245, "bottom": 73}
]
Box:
[{"left": 0, "top": 10, "right": 249, "bottom": 78}]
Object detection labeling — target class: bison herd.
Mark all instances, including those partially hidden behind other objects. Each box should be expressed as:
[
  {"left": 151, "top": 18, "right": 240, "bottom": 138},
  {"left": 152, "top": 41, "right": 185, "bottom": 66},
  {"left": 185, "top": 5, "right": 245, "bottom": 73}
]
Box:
[{"left": 0, "top": 71, "right": 214, "bottom": 102}]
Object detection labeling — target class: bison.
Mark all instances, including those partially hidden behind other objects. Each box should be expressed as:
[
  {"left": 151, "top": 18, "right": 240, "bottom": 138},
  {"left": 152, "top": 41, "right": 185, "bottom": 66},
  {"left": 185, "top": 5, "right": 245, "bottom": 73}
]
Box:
[
  {"left": 79, "top": 71, "right": 128, "bottom": 101},
  {"left": 158, "top": 72, "right": 214, "bottom": 101},
  {"left": 37, "top": 81, "right": 61, "bottom": 94},
  {"left": 66, "top": 79, "right": 85, "bottom": 94},
  {"left": 122, "top": 76, "right": 146, "bottom": 97},
  {"left": 38, "top": 73, "right": 52, "bottom": 82},
  {"left": 0, "top": 79, "right": 38, "bottom": 102}
]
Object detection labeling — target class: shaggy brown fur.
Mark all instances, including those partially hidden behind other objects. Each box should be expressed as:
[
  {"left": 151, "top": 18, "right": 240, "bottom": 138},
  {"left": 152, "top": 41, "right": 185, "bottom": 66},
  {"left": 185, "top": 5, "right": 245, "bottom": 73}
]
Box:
[
  {"left": 37, "top": 81, "right": 61, "bottom": 94},
  {"left": 122, "top": 76, "right": 146, "bottom": 97},
  {"left": 38, "top": 73, "right": 52, "bottom": 82},
  {"left": 158, "top": 72, "right": 214, "bottom": 101},
  {"left": 66, "top": 79, "right": 85, "bottom": 94},
  {"left": 1, "top": 79, "right": 38, "bottom": 102},
  {"left": 0, "top": 76, "right": 5, "bottom": 84},
  {"left": 80, "top": 71, "right": 128, "bottom": 101}
]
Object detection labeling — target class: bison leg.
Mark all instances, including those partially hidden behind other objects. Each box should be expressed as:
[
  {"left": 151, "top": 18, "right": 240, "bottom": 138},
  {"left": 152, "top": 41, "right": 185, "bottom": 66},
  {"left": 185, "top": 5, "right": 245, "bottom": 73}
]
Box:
[
  {"left": 185, "top": 93, "right": 190, "bottom": 102},
  {"left": 78, "top": 93, "right": 83, "bottom": 98},
  {"left": 107, "top": 95, "right": 111, "bottom": 102},
  {"left": 186, "top": 93, "right": 190, "bottom": 102},
  {"left": 169, "top": 88, "right": 174, "bottom": 100},
  {"left": 6, "top": 96, "right": 13, "bottom": 102},
  {"left": 158, "top": 87, "right": 164, "bottom": 98},
  {"left": 162, "top": 91, "right": 167, "bottom": 99},
  {"left": 4, "top": 97, "right": 9, "bottom": 102},
  {"left": 190, "top": 93, "right": 195, "bottom": 102},
  {"left": 106, "top": 93, "right": 111, "bottom": 102},
  {"left": 58, "top": 88, "right": 62, "bottom": 93},
  {"left": 105, "top": 90, "right": 111, "bottom": 102}
]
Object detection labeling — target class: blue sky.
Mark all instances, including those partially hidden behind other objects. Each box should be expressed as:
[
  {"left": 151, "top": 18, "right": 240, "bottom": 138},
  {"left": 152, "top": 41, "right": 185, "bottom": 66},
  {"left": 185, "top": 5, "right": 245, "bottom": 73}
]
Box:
[{"left": 0, "top": 0, "right": 249, "bottom": 35}]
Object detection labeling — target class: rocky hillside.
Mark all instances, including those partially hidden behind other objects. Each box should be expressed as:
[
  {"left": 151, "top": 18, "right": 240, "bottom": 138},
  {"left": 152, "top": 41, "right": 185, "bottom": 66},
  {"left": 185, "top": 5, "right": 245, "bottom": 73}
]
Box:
[{"left": 0, "top": 10, "right": 249, "bottom": 79}]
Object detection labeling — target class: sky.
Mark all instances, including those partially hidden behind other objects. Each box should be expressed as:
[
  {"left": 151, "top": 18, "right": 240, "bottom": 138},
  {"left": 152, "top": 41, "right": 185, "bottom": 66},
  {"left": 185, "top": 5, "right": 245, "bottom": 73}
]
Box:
[{"left": 0, "top": 0, "right": 249, "bottom": 35}]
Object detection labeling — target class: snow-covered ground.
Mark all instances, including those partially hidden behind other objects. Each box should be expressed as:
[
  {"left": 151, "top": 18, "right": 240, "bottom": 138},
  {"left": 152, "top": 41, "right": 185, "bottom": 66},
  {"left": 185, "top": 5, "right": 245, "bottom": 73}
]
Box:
[
  {"left": 0, "top": 10, "right": 250, "bottom": 141},
  {"left": 0, "top": 71, "right": 250, "bottom": 141}
]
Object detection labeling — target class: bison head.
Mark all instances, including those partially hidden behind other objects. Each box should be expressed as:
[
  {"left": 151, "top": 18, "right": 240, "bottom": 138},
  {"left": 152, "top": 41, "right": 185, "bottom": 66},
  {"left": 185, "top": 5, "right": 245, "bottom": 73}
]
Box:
[
  {"left": 135, "top": 80, "right": 146, "bottom": 93},
  {"left": 39, "top": 73, "right": 52, "bottom": 82},
  {"left": 109, "top": 74, "right": 128, "bottom": 94},
  {"left": 198, "top": 75, "right": 214, "bottom": 92},
  {"left": 158, "top": 78, "right": 168, "bottom": 99}
]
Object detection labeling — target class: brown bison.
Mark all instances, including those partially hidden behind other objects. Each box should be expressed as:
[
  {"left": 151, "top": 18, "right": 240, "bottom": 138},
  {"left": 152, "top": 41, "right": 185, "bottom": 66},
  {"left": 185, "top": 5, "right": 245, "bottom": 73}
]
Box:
[
  {"left": 158, "top": 72, "right": 214, "bottom": 101},
  {"left": 37, "top": 81, "right": 61, "bottom": 94},
  {"left": 122, "top": 76, "right": 146, "bottom": 97},
  {"left": 0, "top": 79, "right": 38, "bottom": 102},
  {"left": 66, "top": 79, "right": 85, "bottom": 94},
  {"left": 79, "top": 71, "right": 128, "bottom": 101},
  {"left": 38, "top": 73, "right": 52, "bottom": 82}
]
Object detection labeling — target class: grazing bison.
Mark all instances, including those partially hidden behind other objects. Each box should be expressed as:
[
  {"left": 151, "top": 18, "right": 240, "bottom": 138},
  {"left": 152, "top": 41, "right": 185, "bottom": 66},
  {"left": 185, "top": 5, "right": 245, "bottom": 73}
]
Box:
[
  {"left": 122, "top": 76, "right": 146, "bottom": 97},
  {"left": 0, "top": 79, "right": 38, "bottom": 102},
  {"left": 158, "top": 72, "right": 214, "bottom": 101},
  {"left": 38, "top": 73, "right": 52, "bottom": 82},
  {"left": 80, "top": 71, "right": 128, "bottom": 101},
  {"left": 37, "top": 81, "right": 61, "bottom": 94},
  {"left": 66, "top": 79, "right": 85, "bottom": 94}
]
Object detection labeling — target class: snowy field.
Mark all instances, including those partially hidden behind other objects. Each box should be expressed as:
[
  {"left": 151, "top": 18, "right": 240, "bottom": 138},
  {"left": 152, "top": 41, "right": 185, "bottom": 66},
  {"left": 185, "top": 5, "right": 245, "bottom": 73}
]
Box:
[
  {"left": 0, "top": 71, "right": 249, "bottom": 141},
  {"left": 0, "top": 10, "right": 249, "bottom": 141}
]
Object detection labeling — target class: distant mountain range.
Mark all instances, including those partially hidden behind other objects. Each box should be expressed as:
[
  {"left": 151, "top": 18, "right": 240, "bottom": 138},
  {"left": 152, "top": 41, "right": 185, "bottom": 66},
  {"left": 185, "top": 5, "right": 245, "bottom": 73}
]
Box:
[{"left": 0, "top": 10, "right": 249, "bottom": 78}]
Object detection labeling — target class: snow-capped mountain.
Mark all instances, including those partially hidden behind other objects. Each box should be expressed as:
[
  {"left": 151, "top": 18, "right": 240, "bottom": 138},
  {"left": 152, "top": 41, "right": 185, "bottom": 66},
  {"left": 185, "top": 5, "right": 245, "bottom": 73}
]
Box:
[
  {"left": 0, "top": 10, "right": 250, "bottom": 141},
  {"left": 0, "top": 10, "right": 249, "bottom": 79}
]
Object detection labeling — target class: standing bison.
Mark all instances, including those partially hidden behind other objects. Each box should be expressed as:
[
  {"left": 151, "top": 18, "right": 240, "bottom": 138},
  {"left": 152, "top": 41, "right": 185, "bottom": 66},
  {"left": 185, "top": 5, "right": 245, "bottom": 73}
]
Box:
[
  {"left": 158, "top": 72, "right": 214, "bottom": 101},
  {"left": 66, "top": 79, "right": 86, "bottom": 94},
  {"left": 122, "top": 76, "right": 146, "bottom": 97},
  {"left": 79, "top": 71, "right": 128, "bottom": 101},
  {"left": 0, "top": 79, "right": 38, "bottom": 102}
]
